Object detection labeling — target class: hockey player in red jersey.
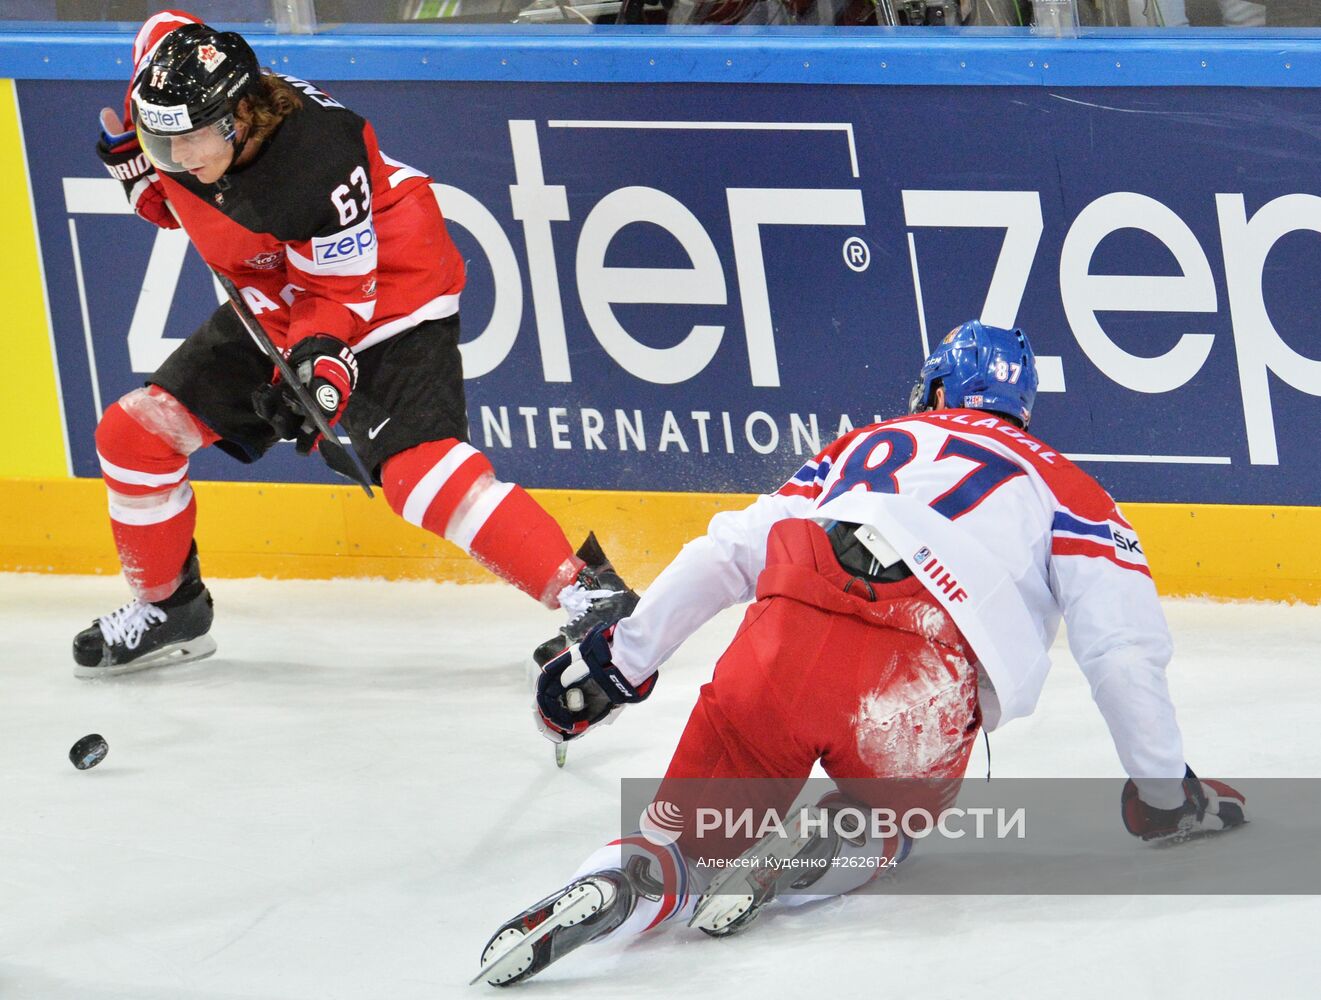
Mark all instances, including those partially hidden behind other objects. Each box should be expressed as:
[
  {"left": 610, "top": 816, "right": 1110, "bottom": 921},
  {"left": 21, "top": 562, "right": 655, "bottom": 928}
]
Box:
[
  {"left": 472, "top": 321, "right": 1248, "bottom": 986},
  {"left": 75, "top": 12, "right": 635, "bottom": 674}
]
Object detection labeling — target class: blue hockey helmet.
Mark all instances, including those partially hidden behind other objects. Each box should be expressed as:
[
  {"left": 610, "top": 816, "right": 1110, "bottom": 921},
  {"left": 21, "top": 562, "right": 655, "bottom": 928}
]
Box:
[{"left": 908, "top": 321, "right": 1038, "bottom": 427}]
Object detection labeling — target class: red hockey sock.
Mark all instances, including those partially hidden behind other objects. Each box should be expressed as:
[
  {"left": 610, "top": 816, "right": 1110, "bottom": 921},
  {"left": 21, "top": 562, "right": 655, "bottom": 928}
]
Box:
[
  {"left": 382, "top": 440, "right": 581, "bottom": 605},
  {"left": 96, "top": 388, "right": 215, "bottom": 602}
]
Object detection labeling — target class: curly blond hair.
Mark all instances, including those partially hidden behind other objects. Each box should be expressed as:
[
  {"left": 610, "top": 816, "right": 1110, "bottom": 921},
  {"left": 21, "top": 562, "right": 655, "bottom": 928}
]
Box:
[{"left": 236, "top": 71, "right": 303, "bottom": 143}]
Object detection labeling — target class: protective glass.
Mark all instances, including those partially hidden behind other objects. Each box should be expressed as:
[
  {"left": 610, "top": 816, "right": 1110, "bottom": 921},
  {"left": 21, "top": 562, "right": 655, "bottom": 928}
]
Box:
[{"left": 133, "top": 112, "right": 236, "bottom": 175}]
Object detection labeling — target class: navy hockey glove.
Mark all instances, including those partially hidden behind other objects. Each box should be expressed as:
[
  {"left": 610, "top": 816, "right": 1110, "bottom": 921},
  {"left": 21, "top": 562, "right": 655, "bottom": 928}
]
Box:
[
  {"left": 1122, "top": 766, "right": 1247, "bottom": 843},
  {"left": 95, "top": 107, "right": 178, "bottom": 230},
  {"left": 535, "top": 624, "right": 657, "bottom": 744},
  {"left": 252, "top": 335, "right": 358, "bottom": 455}
]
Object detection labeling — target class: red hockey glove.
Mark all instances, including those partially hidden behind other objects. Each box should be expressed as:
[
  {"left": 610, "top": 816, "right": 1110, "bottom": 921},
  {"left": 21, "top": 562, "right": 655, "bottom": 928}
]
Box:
[
  {"left": 95, "top": 108, "right": 179, "bottom": 230},
  {"left": 534, "top": 625, "right": 657, "bottom": 744},
  {"left": 251, "top": 335, "right": 358, "bottom": 455},
  {"left": 1122, "top": 766, "right": 1247, "bottom": 843}
]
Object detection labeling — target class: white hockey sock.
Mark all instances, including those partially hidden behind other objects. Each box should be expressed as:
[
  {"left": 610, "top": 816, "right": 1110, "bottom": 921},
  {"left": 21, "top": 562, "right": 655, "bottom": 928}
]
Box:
[{"left": 569, "top": 835, "right": 693, "bottom": 943}]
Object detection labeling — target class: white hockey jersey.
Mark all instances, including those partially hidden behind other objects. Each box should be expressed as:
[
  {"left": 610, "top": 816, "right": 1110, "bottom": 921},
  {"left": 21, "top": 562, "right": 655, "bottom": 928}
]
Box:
[{"left": 611, "top": 408, "right": 1187, "bottom": 802}]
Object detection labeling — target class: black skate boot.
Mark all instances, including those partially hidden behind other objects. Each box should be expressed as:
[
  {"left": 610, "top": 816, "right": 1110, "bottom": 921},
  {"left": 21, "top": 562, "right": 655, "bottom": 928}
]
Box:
[
  {"left": 532, "top": 532, "right": 639, "bottom": 667},
  {"left": 72, "top": 543, "right": 216, "bottom": 677},
  {"left": 472, "top": 867, "right": 640, "bottom": 987},
  {"left": 689, "top": 802, "right": 912, "bottom": 938}
]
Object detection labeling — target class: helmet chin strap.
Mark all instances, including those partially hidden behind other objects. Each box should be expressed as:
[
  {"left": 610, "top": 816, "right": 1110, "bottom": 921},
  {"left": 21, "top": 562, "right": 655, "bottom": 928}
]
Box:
[
  {"left": 216, "top": 113, "right": 251, "bottom": 183},
  {"left": 229, "top": 126, "right": 251, "bottom": 164}
]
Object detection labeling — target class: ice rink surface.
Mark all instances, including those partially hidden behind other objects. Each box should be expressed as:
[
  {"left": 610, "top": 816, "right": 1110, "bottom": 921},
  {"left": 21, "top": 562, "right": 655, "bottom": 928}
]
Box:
[{"left": 3, "top": 572, "right": 1319, "bottom": 1000}]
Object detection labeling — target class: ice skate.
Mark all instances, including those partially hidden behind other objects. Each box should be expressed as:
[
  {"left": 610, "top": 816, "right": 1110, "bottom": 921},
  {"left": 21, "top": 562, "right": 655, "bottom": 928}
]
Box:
[
  {"left": 72, "top": 543, "right": 216, "bottom": 677},
  {"left": 690, "top": 806, "right": 910, "bottom": 938},
  {"left": 473, "top": 869, "right": 638, "bottom": 987},
  {"left": 533, "top": 533, "right": 639, "bottom": 667}
]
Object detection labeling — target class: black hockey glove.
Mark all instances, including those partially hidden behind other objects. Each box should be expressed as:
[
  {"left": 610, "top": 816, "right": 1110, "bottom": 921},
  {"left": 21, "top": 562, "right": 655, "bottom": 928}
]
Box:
[
  {"left": 1121, "top": 766, "right": 1247, "bottom": 843},
  {"left": 252, "top": 335, "right": 358, "bottom": 455},
  {"left": 96, "top": 129, "right": 151, "bottom": 186},
  {"left": 534, "top": 624, "right": 657, "bottom": 744},
  {"left": 95, "top": 107, "right": 178, "bottom": 230}
]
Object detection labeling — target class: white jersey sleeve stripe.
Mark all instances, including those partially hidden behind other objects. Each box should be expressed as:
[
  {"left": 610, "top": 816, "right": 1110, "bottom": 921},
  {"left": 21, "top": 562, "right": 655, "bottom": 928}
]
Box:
[
  {"left": 132, "top": 12, "right": 197, "bottom": 72},
  {"left": 380, "top": 151, "right": 428, "bottom": 188},
  {"left": 352, "top": 293, "right": 461, "bottom": 351},
  {"left": 344, "top": 300, "right": 377, "bottom": 322}
]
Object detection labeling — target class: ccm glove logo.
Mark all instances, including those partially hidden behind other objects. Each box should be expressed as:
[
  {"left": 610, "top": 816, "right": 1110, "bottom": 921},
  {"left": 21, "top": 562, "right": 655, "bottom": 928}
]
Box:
[
  {"left": 533, "top": 624, "right": 657, "bottom": 745},
  {"left": 580, "top": 626, "right": 656, "bottom": 706}
]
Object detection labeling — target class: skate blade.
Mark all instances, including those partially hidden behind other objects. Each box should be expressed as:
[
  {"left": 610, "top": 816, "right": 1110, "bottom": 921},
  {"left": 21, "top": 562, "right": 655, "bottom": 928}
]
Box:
[
  {"left": 74, "top": 635, "right": 218, "bottom": 678},
  {"left": 688, "top": 813, "right": 821, "bottom": 933},
  {"left": 689, "top": 890, "right": 756, "bottom": 935},
  {"left": 470, "top": 880, "right": 610, "bottom": 986}
]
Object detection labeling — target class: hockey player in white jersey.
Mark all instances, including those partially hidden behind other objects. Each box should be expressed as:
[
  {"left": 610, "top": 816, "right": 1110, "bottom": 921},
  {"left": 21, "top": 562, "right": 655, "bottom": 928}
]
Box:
[{"left": 473, "top": 321, "right": 1247, "bottom": 986}]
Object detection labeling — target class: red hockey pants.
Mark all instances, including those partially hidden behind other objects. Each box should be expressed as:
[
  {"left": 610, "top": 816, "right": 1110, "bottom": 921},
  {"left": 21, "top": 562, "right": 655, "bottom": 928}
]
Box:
[{"left": 660, "top": 518, "right": 981, "bottom": 861}]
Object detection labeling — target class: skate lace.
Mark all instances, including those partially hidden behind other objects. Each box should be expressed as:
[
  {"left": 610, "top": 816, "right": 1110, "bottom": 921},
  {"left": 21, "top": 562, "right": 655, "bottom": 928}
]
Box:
[
  {"left": 557, "top": 583, "right": 617, "bottom": 626},
  {"left": 98, "top": 600, "right": 167, "bottom": 651}
]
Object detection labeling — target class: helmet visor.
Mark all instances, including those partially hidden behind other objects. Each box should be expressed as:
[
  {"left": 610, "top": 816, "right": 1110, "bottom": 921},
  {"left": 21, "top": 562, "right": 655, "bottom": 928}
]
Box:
[
  {"left": 133, "top": 103, "right": 235, "bottom": 175},
  {"left": 908, "top": 380, "right": 926, "bottom": 415}
]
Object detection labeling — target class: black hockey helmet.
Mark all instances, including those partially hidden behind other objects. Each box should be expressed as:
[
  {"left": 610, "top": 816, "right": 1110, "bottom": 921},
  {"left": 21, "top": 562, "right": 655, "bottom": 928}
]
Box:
[{"left": 131, "top": 22, "right": 263, "bottom": 174}]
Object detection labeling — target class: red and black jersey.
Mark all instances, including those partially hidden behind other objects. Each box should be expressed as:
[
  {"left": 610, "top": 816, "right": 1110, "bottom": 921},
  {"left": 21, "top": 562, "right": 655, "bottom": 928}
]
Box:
[{"left": 144, "top": 70, "right": 464, "bottom": 352}]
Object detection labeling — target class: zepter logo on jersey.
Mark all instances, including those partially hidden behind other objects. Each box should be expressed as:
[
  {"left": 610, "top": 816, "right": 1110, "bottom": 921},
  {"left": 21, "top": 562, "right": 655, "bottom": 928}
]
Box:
[{"left": 310, "top": 219, "right": 378, "bottom": 273}]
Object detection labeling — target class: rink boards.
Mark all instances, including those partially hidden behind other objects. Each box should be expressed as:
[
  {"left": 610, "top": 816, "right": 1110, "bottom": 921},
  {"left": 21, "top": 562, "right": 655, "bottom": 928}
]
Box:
[{"left": 2, "top": 29, "right": 1320, "bottom": 599}]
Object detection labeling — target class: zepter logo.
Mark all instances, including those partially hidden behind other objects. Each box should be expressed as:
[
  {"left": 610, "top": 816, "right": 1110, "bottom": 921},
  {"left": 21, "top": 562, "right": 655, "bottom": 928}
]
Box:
[{"left": 136, "top": 100, "right": 193, "bottom": 134}]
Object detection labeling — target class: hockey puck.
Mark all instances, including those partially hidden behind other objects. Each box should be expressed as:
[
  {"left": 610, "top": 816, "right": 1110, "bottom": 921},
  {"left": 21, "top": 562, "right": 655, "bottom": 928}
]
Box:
[{"left": 69, "top": 734, "right": 109, "bottom": 770}]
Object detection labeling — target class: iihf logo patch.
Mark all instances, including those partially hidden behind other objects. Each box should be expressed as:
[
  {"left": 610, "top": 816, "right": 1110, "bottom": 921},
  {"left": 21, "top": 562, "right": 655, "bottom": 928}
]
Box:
[{"left": 915, "top": 547, "right": 969, "bottom": 604}]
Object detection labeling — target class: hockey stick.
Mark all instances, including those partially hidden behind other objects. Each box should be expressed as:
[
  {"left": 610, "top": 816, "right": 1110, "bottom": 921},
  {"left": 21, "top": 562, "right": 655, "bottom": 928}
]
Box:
[
  {"left": 554, "top": 684, "right": 584, "bottom": 768},
  {"left": 212, "top": 271, "right": 375, "bottom": 498}
]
